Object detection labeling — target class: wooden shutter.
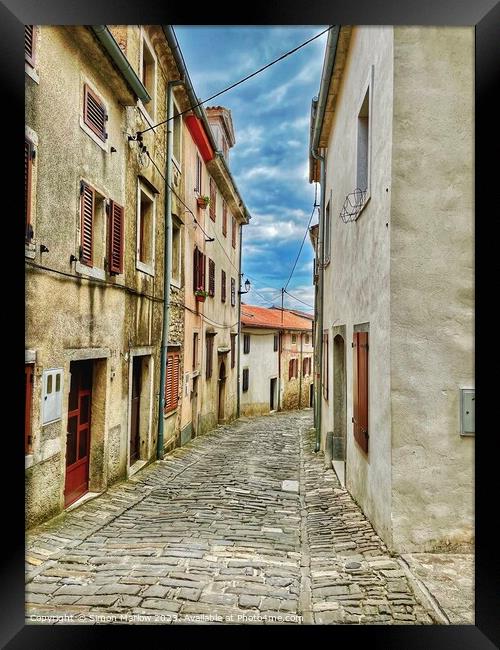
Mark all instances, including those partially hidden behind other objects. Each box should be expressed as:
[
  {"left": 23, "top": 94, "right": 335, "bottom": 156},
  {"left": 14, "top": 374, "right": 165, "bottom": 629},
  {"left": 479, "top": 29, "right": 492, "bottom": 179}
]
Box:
[
  {"left": 206, "top": 335, "right": 214, "bottom": 379},
  {"left": 222, "top": 202, "right": 228, "bottom": 236},
  {"left": 83, "top": 84, "right": 107, "bottom": 142},
  {"left": 193, "top": 247, "right": 199, "bottom": 291},
  {"left": 165, "top": 352, "right": 180, "bottom": 413},
  {"left": 353, "top": 331, "right": 369, "bottom": 453},
  {"left": 80, "top": 182, "right": 94, "bottom": 266},
  {"left": 165, "top": 355, "right": 173, "bottom": 411},
  {"left": 209, "top": 177, "right": 216, "bottom": 221},
  {"left": 25, "top": 364, "right": 33, "bottom": 454},
  {"left": 208, "top": 258, "right": 215, "bottom": 296},
  {"left": 193, "top": 333, "right": 198, "bottom": 369},
  {"left": 221, "top": 270, "right": 226, "bottom": 302},
  {"left": 108, "top": 201, "right": 124, "bottom": 274},
  {"left": 172, "top": 354, "right": 180, "bottom": 409},
  {"left": 25, "top": 138, "right": 33, "bottom": 242},
  {"left": 200, "top": 253, "right": 206, "bottom": 290},
  {"left": 25, "top": 25, "right": 35, "bottom": 65}
]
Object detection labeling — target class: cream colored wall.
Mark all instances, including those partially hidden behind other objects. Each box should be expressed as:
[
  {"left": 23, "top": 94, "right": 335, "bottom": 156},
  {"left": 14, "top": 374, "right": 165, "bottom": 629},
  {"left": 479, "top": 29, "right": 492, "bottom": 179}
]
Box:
[
  {"left": 390, "top": 27, "right": 474, "bottom": 552},
  {"left": 321, "top": 26, "right": 394, "bottom": 545}
]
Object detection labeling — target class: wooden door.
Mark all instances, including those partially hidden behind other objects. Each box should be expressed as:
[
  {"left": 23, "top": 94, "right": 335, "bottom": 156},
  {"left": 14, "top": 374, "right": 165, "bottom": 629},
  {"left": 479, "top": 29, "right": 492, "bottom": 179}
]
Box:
[
  {"left": 130, "top": 356, "right": 142, "bottom": 464},
  {"left": 64, "top": 361, "right": 92, "bottom": 507}
]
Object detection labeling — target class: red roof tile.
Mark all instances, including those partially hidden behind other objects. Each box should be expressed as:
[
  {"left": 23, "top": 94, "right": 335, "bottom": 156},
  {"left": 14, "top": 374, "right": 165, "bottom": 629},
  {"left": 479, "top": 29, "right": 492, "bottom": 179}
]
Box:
[{"left": 241, "top": 304, "right": 313, "bottom": 331}]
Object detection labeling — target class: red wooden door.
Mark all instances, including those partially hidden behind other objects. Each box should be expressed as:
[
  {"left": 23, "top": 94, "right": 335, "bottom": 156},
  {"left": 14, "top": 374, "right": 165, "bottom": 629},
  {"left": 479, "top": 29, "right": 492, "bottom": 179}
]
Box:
[
  {"left": 130, "top": 356, "right": 141, "bottom": 464},
  {"left": 64, "top": 361, "right": 92, "bottom": 507}
]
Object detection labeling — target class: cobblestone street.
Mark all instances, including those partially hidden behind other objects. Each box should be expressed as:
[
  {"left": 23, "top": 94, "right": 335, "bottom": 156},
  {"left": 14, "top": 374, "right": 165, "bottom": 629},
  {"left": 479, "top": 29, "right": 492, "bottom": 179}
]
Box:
[{"left": 26, "top": 410, "right": 438, "bottom": 625}]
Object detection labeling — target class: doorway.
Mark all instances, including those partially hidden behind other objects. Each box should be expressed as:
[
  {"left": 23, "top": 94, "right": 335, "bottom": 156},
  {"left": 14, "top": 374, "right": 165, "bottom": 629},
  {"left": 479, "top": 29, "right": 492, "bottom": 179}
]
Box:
[
  {"left": 65, "top": 360, "right": 93, "bottom": 507},
  {"left": 130, "top": 356, "right": 142, "bottom": 465},
  {"left": 270, "top": 377, "right": 277, "bottom": 411},
  {"left": 191, "top": 376, "right": 199, "bottom": 437},
  {"left": 218, "top": 361, "right": 226, "bottom": 423},
  {"left": 333, "top": 333, "right": 347, "bottom": 486},
  {"left": 309, "top": 383, "right": 314, "bottom": 407}
]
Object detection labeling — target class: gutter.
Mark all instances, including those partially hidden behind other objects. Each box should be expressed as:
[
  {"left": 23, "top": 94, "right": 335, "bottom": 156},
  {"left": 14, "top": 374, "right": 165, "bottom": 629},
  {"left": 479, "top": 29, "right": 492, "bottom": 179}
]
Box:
[
  {"left": 90, "top": 26, "right": 151, "bottom": 103},
  {"left": 162, "top": 25, "right": 251, "bottom": 225}
]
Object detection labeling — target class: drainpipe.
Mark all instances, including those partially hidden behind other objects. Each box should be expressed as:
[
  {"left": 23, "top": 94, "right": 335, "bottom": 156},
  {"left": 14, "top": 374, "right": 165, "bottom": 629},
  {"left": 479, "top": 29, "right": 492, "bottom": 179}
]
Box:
[
  {"left": 157, "top": 79, "right": 183, "bottom": 460},
  {"left": 298, "top": 332, "right": 303, "bottom": 409},
  {"left": 236, "top": 223, "right": 243, "bottom": 419}
]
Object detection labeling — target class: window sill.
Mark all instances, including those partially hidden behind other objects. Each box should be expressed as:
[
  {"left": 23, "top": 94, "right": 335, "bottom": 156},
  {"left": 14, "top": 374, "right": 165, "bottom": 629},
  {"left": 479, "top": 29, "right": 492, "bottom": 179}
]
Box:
[
  {"left": 79, "top": 117, "right": 108, "bottom": 152},
  {"left": 136, "top": 260, "right": 155, "bottom": 277},
  {"left": 75, "top": 261, "right": 106, "bottom": 281},
  {"left": 164, "top": 407, "right": 178, "bottom": 420},
  {"left": 25, "top": 63, "right": 39, "bottom": 84}
]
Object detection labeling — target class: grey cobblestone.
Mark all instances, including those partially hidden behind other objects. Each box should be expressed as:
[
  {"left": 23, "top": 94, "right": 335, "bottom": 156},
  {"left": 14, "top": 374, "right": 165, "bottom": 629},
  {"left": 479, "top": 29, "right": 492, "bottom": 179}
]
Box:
[{"left": 26, "top": 411, "right": 440, "bottom": 625}]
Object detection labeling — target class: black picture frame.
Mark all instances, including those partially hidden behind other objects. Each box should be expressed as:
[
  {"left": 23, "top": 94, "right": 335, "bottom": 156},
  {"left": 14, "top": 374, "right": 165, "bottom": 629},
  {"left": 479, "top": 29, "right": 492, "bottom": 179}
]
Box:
[{"left": 5, "top": 0, "right": 499, "bottom": 646}]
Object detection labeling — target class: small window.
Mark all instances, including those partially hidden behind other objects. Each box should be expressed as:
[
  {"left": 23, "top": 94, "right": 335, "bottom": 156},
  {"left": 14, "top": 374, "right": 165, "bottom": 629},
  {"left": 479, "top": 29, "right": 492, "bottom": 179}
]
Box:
[
  {"left": 242, "top": 368, "right": 249, "bottom": 392},
  {"left": 289, "top": 359, "right": 298, "bottom": 381},
  {"left": 357, "top": 87, "right": 370, "bottom": 194},
  {"left": 193, "top": 247, "right": 206, "bottom": 292},
  {"left": 83, "top": 84, "right": 108, "bottom": 142},
  {"left": 305, "top": 335, "right": 310, "bottom": 345},
  {"left": 243, "top": 334, "right": 250, "bottom": 354},
  {"left": 206, "top": 334, "right": 215, "bottom": 379},
  {"left": 172, "top": 219, "right": 182, "bottom": 285},
  {"left": 208, "top": 258, "right": 215, "bottom": 297},
  {"left": 137, "top": 182, "right": 156, "bottom": 275},
  {"left": 221, "top": 269, "right": 226, "bottom": 303},
  {"left": 273, "top": 334, "right": 279, "bottom": 352},
  {"left": 141, "top": 37, "right": 156, "bottom": 119},
  {"left": 42, "top": 368, "right": 63, "bottom": 424},
  {"left": 231, "top": 278, "right": 236, "bottom": 307},
  {"left": 195, "top": 154, "right": 203, "bottom": 194},
  {"left": 79, "top": 181, "right": 106, "bottom": 270},
  {"left": 291, "top": 334, "right": 297, "bottom": 345}
]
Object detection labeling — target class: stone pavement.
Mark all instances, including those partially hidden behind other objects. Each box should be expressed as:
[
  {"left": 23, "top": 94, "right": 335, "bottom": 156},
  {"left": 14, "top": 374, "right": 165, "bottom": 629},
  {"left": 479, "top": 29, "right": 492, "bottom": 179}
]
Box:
[{"left": 26, "top": 409, "right": 463, "bottom": 625}]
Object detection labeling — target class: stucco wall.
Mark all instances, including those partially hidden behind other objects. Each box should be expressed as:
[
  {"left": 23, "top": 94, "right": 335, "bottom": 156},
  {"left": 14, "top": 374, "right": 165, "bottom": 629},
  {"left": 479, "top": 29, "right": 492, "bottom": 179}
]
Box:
[
  {"left": 240, "top": 328, "right": 279, "bottom": 415},
  {"left": 281, "top": 331, "right": 314, "bottom": 411},
  {"left": 390, "top": 27, "right": 474, "bottom": 552},
  {"left": 321, "top": 26, "right": 394, "bottom": 546}
]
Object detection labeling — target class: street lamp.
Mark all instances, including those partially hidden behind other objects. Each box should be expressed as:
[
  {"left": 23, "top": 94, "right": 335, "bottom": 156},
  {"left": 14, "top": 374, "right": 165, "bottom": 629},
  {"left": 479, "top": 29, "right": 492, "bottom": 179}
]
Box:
[{"left": 238, "top": 278, "right": 251, "bottom": 295}]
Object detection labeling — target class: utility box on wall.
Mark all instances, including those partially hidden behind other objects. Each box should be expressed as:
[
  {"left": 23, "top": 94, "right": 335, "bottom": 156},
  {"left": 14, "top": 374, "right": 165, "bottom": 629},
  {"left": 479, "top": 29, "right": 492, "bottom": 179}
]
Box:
[
  {"left": 460, "top": 388, "right": 475, "bottom": 436},
  {"left": 42, "top": 368, "right": 63, "bottom": 424}
]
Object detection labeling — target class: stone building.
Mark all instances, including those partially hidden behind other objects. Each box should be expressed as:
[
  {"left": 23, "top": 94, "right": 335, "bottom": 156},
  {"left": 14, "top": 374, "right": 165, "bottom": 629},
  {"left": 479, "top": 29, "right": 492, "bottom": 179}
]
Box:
[
  {"left": 240, "top": 305, "right": 313, "bottom": 415},
  {"left": 309, "top": 26, "right": 474, "bottom": 552}
]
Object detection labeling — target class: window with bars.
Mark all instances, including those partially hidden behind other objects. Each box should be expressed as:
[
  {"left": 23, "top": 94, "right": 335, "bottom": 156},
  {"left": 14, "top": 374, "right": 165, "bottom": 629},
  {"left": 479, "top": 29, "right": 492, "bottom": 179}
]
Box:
[
  {"left": 243, "top": 334, "right": 250, "bottom": 354},
  {"left": 25, "top": 138, "right": 35, "bottom": 243},
  {"left": 165, "top": 351, "right": 180, "bottom": 413},
  {"left": 231, "top": 333, "right": 237, "bottom": 369},
  {"left": 222, "top": 201, "right": 228, "bottom": 237},
  {"left": 208, "top": 258, "right": 215, "bottom": 297},
  {"left": 206, "top": 333, "right": 215, "bottom": 379},
  {"left": 25, "top": 25, "right": 35, "bottom": 66},
  {"left": 322, "top": 330, "right": 329, "bottom": 400},
  {"left": 353, "top": 331, "right": 369, "bottom": 454},
  {"left": 83, "top": 84, "right": 108, "bottom": 142},
  {"left": 221, "top": 269, "right": 226, "bottom": 302},
  {"left": 193, "top": 246, "right": 206, "bottom": 292},
  {"left": 231, "top": 216, "right": 237, "bottom": 248},
  {"left": 231, "top": 278, "right": 236, "bottom": 307},
  {"left": 242, "top": 368, "right": 249, "bottom": 392},
  {"left": 209, "top": 177, "right": 216, "bottom": 222}
]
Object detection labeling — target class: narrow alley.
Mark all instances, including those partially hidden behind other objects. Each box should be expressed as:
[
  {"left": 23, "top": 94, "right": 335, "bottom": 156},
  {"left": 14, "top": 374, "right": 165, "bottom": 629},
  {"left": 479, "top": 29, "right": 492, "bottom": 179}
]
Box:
[{"left": 26, "top": 410, "right": 437, "bottom": 625}]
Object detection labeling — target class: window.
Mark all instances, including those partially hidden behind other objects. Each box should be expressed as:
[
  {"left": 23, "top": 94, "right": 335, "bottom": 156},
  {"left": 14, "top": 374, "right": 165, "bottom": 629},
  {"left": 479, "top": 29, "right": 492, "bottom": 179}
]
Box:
[
  {"left": 172, "top": 218, "right": 182, "bottom": 285},
  {"left": 25, "top": 25, "right": 35, "bottom": 66},
  {"left": 42, "top": 368, "right": 63, "bottom": 424},
  {"left": 25, "top": 364, "right": 33, "bottom": 454},
  {"left": 289, "top": 359, "right": 298, "bottom": 380},
  {"left": 232, "top": 216, "right": 237, "bottom": 248},
  {"left": 195, "top": 154, "right": 202, "bottom": 194},
  {"left": 208, "top": 258, "right": 215, "bottom": 297},
  {"left": 83, "top": 84, "right": 108, "bottom": 142},
  {"left": 242, "top": 368, "right": 249, "bottom": 392},
  {"left": 305, "top": 335, "right": 310, "bottom": 345},
  {"left": 173, "top": 103, "right": 182, "bottom": 165},
  {"left": 193, "top": 333, "right": 198, "bottom": 369},
  {"left": 25, "top": 138, "right": 34, "bottom": 242},
  {"left": 221, "top": 270, "right": 226, "bottom": 302},
  {"left": 108, "top": 200, "right": 124, "bottom": 274},
  {"left": 193, "top": 247, "right": 206, "bottom": 292},
  {"left": 324, "top": 197, "right": 331, "bottom": 265},
  {"left": 165, "top": 351, "right": 180, "bottom": 413},
  {"left": 206, "top": 333, "right": 215, "bottom": 379},
  {"left": 357, "top": 87, "right": 370, "bottom": 194},
  {"left": 303, "top": 357, "right": 311, "bottom": 377},
  {"left": 222, "top": 201, "right": 228, "bottom": 237},
  {"left": 353, "top": 331, "right": 369, "bottom": 453},
  {"left": 79, "top": 182, "right": 95, "bottom": 266},
  {"left": 137, "top": 182, "right": 155, "bottom": 275},
  {"left": 209, "top": 177, "right": 216, "bottom": 222},
  {"left": 273, "top": 334, "right": 279, "bottom": 352},
  {"left": 291, "top": 334, "right": 297, "bottom": 345},
  {"left": 322, "top": 330, "right": 329, "bottom": 400},
  {"left": 231, "top": 277, "right": 236, "bottom": 307},
  {"left": 141, "top": 36, "right": 156, "bottom": 119},
  {"left": 243, "top": 334, "right": 250, "bottom": 354},
  {"left": 231, "top": 333, "right": 237, "bottom": 368}
]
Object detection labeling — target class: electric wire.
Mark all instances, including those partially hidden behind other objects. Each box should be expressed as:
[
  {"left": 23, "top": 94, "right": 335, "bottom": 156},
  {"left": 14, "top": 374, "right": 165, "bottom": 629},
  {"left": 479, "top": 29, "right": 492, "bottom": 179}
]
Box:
[{"left": 283, "top": 183, "right": 318, "bottom": 291}]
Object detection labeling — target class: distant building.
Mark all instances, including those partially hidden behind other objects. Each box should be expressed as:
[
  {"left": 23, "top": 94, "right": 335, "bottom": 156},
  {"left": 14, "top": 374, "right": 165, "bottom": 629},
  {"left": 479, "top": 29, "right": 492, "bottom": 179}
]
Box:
[
  {"left": 309, "top": 26, "right": 474, "bottom": 552},
  {"left": 240, "top": 305, "right": 314, "bottom": 416}
]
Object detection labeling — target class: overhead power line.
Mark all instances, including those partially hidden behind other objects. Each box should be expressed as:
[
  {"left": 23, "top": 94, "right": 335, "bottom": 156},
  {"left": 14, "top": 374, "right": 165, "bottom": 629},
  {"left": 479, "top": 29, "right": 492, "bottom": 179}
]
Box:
[
  {"left": 137, "top": 25, "right": 333, "bottom": 135},
  {"left": 284, "top": 289, "right": 314, "bottom": 310},
  {"left": 284, "top": 183, "right": 319, "bottom": 291}
]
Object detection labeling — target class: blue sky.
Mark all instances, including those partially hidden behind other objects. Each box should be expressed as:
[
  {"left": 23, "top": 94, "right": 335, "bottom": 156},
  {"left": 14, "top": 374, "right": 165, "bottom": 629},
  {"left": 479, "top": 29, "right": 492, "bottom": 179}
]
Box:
[{"left": 175, "top": 26, "right": 327, "bottom": 312}]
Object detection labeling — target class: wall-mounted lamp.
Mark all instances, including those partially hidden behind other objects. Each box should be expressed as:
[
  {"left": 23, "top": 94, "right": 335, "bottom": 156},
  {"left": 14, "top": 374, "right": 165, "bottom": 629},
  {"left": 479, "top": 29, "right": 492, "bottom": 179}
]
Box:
[
  {"left": 238, "top": 278, "right": 251, "bottom": 295},
  {"left": 69, "top": 254, "right": 78, "bottom": 265},
  {"left": 40, "top": 244, "right": 49, "bottom": 255}
]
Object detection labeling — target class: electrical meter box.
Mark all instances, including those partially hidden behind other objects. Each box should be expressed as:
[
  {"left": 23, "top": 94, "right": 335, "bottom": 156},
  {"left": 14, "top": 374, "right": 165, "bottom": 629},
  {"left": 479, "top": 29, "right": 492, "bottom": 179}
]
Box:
[{"left": 460, "top": 388, "right": 475, "bottom": 436}]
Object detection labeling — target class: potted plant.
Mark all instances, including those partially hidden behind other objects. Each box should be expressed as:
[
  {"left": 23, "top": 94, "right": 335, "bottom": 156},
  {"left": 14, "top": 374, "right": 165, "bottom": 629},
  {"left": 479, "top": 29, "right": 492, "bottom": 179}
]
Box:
[
  {"left": 195, "top": 288, "right": 208, "bottom": 302},
  {"left": 197, "top": 195, "right": 210, "bottom": 209}
]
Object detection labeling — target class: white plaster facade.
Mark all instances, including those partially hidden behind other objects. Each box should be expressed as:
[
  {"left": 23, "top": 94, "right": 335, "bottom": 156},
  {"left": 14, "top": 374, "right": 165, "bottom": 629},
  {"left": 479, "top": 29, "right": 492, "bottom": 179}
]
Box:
[{"left": 240, "top": 328, "right": 279, "bottom": 416}]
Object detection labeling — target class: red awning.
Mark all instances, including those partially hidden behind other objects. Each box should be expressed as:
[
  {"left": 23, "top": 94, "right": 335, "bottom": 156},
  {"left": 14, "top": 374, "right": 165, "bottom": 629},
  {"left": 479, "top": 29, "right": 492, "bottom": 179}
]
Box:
[{"left": 185, "top": 115, "right": 214, "bottom": 163}]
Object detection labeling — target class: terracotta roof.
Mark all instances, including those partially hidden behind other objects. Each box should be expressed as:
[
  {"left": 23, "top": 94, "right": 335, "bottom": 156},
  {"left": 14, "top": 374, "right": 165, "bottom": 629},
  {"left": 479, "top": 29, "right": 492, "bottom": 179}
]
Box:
[{"left": 241, "top": 304, "right": 313, "bottom": 331}]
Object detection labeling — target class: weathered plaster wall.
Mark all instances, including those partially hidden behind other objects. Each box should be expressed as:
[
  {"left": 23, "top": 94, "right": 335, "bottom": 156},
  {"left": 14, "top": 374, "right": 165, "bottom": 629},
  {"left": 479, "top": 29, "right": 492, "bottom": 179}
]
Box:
[
  {"left": 240, "top": 328, "right": 279, "bottom": 415},
  {"left": 322, "top": 26, "right": 394, "bottom": 546},
  {"left": 281, "top": 331, "right": 314, "bottom": 411},
  {"left": 390, "top": 27, "right": 474, "bottom": 552}
]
